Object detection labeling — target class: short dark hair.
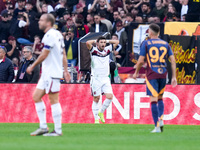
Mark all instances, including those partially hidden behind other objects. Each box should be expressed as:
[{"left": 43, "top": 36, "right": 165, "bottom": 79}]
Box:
[
  {"left": 112, "top": 33, "right": 118, "bottom": 38},
  {"left": 141, "top": 2, "right": 150, "bottom": 7},
  {"left": 113, "top": 11, "right": 119, "bottom": 14},
  {"left": 149, "top": 23, "right": 160, "bottom": 34},
  {"left": 126, "top": 13, "right": 134, "bottom": 19},
  {"left": 99, "top": 10, "right": 106, "bottom": 18},
  {"left": 45, "top": 14, "right": 55, "bottom": 26},
  {"left": 34, "top": 35, "right": 41, "bottom": 39},
  {"left": 97, "top": 36, "right": 106, "bottom": 42}
]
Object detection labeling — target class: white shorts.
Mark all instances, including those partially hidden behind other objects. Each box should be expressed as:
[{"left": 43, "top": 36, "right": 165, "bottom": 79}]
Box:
[
  {"left": 90, "top": 76, "right": 113, "bottom": 96},
  {"left": 36, "top": 75, "right": 61, "bottom": 94}
]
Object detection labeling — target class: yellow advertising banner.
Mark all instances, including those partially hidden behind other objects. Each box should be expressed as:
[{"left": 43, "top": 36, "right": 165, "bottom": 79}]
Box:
[{"left": 164, "top": 22, "right": 200, "bottom": 36}]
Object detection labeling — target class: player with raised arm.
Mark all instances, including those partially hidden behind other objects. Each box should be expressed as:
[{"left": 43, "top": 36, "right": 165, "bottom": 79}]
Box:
[
  {"left": 26, "top": 14, "right": 70, "bottom": 136},
  {"left": 86, "top": 37, "right": 119, "bottom": 124},
  {"left": 133, "top": 23, "right": 177, "bottom": 133}
]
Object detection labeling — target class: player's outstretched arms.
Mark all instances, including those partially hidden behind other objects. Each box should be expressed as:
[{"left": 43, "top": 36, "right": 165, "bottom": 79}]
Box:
[
  {"left": 86, "top": 40, "right": 96, "bottom": 50},
  {"left": 169, "top": 55, "right": 177, "bottom": 87},
  {"left": 26, "top": 49, "right": 50, "bottom": 74}
]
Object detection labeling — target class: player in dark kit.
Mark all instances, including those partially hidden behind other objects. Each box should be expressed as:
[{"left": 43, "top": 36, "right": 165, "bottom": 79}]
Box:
[{"left": 133, "top": 23, "right": 177, "bottom": 133}]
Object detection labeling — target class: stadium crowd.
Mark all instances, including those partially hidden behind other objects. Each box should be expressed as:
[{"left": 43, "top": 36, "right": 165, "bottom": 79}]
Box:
[{"left": 0, "top": 0, "right": 200, "bottom": 83}]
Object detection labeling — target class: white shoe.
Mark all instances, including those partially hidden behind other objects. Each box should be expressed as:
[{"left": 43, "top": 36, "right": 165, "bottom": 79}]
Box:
[
  {"left": 151, "top": 127, "right": 161, "bottom": 133},
  {"left": 30, "top": 128, "right": 49, "bottom": 136},
  {"left": 43, "top": 130, "right": 62, "bottom": 136},
  {"left": 159, "top": 119, "right": 164, "bottom": 132}
]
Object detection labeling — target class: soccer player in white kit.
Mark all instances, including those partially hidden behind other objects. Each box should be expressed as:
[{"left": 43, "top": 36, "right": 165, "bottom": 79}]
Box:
[
  {"left": 26, "top": 14, "right": 70, "bottom": 136},
  {"left": 86, "top": 37, "right": 119, "bottom": 123}
]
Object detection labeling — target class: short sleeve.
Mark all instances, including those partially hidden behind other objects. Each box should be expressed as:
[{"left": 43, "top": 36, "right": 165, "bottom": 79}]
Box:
[
  {"left": 140, "top": 41, "right": 147, "bottom": 56},
  {"left": 167, "top": 45, "right": 173, "bottom": 56},
  {"left": 42, "top": 33, "right": 55, "bottom": 51}
]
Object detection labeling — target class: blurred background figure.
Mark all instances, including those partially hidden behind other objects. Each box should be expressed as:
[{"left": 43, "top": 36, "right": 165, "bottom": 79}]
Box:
[
  {"left": 16, "top": 46, "right": 39, "bottom": 83},
  {"left": 65, "top": 28, "right": 79, "bottom": 67},
  {"left": 0, "top": 46, "right": 14, "bottom": 83},
  {"left": 32, "top": 35, "right": 43, "bottom": 59}
]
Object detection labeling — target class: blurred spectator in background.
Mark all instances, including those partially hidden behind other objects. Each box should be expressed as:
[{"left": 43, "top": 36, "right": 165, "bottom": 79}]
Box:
[
  {"left": 16, "top": 46, "right": 39, "bottom": 83},
  {"left": 75, "top": 15, "right": 89, "bottom": 38},
  {"left": 180, "top": 0, "right": 188, "bottom": 21},
  {"left": 0, "top": 10, "right": 11, "bottom": 43},
  {"left": 4, "top": 1, "right": 13, "bottom": 12},
  {"left": 112, "top": 11, "right": 121, "bottom": 33},
  {"left": 0, "top": 46, "right": 14, "bottom": 82},
  {"left": 65, "top": 28, "right": 79, "bottom": 66},
  {"left": 110, "top": 0, "right": 123, "bottom": 12},
  {"left": 99, "top": 11, "right": 113, "bottom": 34},
  {"left": 5, "top": 36, "right": 20, "bottom": 62},
  {"left": 115, "top": 21, "right": 127, "bottom": 65},
  {"left": 32, "top": 35, "right": 43, "bottom": 58},
  {"left": 89, "top": 13, "right": 107, "bottom": 32},
  {"left": 55, "top": 0, "right": 68, "bottom": 18},
  {"left": 86, "top": 13, "right": 94, "bottom": 28},
  {"left": 163, "top": 4, "right": 178, "bottom": 21},
  {"left": 138, "top": 2, "right": 152, "bottom": 22},
  {"left": 13, "top": 0, "right": 26, "bottom": 20},
  {"left": 124, "top": 13, "right": 134, "bottom": 26},
  {"left": 165, "top": 12, "right": 178, "bottom": 21},
  {"left": 89, "top": 0, "right": 111, "bottom": 19},
  {"left": 181, "top": 14, "right": 186, "bottom": 22},
  {"left": 10, "top": 13, "right": 31, "bottom": 45},
  {"left": 119, "top": 9, "right": 127, "bottom": 24},
  {"left": 36, "top": 0, "right": 53, "bottom": 14},
  {"left": 62, "top": 11, "right": 71, "bottom": 22},
  {"left": 62, "top": 17, "right": 75, "bottom": 37},
  {"left": 186, "top": 0, "right": 200, "bottom": 22},
  {"left": 152, "top": 0, "right": 165, "bottom": 21},
  {"left": 130, "top": 7, "right": 139, "bottom": 20},
  {"left": 75, "top": 1, "right": 88, "bottom": 23},
  {"left": 147, "top": 15, "right": 161, "bottom": 23},
  {"left": 8, "top": 5, "right": 15, "bottom": 16},
  {"left": 110, "top": 33, "right": 121, "bottom": 83}
]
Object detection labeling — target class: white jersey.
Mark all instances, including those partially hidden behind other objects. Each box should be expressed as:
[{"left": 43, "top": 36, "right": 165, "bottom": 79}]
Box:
[
  {"left": 90, "top": 44, "right": 113, "bottom": 77},
  {"left": 41, "top": 28, "right": 65, "bottom": 78}
]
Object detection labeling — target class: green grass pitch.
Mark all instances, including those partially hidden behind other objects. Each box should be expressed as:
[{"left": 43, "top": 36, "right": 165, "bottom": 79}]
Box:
[{"left": 0, "top": 123, "right": 199, "bottom": 150}]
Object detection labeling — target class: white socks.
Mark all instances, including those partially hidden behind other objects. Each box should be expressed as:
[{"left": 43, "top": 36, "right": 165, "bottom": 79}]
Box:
[
  {"left": 92, "top": 101, "right": 99, "bottom": 120},
  {"left": 51, "top": 103, "right": 62, "bottom": 134},
  {"left": 100, "top": 99, "right": 112, "bottom": 113},
  {"left": 35, "top": 101, "right": 47, "bottom": 129}
]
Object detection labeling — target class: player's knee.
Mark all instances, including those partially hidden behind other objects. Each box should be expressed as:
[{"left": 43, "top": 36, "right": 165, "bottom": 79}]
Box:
[{"left": 106, "top": 94, "right": 113, "bottom": 100}]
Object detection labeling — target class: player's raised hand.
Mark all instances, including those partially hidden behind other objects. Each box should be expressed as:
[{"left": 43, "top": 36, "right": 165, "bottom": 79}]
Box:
[
  {"left": 26, "top": 66, "right": 34, "bottom": 74},
  {"left": 64, "top": 71, "right": 71, "bottom": 83},
  {"left": 171, "top": 77, "right": 177, "bottom": 87}
]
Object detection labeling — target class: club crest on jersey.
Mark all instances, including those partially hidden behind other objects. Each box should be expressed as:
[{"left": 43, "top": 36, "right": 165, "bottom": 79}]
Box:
[{"left": 158, "top": 68, "right": 163, "bottom": 74}]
